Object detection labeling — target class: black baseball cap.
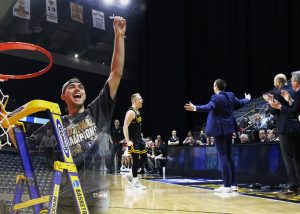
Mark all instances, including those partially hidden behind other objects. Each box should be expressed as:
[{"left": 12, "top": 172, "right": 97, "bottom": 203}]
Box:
[{"left": 61, "top": 78, "right": 83, "bottom": 94}]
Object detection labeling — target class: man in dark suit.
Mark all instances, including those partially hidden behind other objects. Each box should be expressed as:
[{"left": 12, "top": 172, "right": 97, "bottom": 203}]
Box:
[
  {"left": 184, "top": 79, "right": 251, "bottom": 193},
  {"left": 265, "top": 72, "right": 300, "bottom": 197}
]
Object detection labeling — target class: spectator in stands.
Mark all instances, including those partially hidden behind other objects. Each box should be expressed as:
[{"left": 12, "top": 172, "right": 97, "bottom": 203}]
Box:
[
  {"left": 156, "top": 134, "right": 165, "bottom": 145},
  {"left": 258, "top": 128, "right": 269, "bottom": 143},
  {"left": 264, "top": 72, "right": 300, "bottom": 197},
  {"left": 120, "top": 145, "right": 132, "bottom": 172},
  {"left": 208, "top": 136, "right": 215, "bottom": 145},
  {"left": 139, "top": 137, "right": 154, "bottom": 173},
  {"left": 253, "top": 113, "right": 266, "bottom": 129},
  {"left": 154, "top": 138, "right": 168, "bottom": 175},
  {"left": 267, "top": 128, "right": 279, "bottom": 143},
  {"left": 254, "top": 113, "right": 262, "bottom": 129},
  {"left": 265, "top": 114, "right": 276, "bottom": 129},
  {"left": 239, "top": 133, "right": 250, "bottom": 144},
  {"left": 183, "top": 130, "right": 195, "bottom": 146},
  {"left": 206, "top": 136, "right": 212, "bottom": 145},
  {"left": 232, "top": 132, "right": 241, "bottom": 144},
  {"left": 184, "top": 79, "right": 251, "bottom": 193},
  {"left": 196, "top": 130, "right": 207, "bottom": 145},
  {"left": 39, "top": 128, "right": 57, "bottom": 167},
  {"left": 146, "top": 139, "right": 155, "bottom": 173},
  {"left": 239, "top": 117, "right": 252, "bottom": 131},
  {"left": 168, "top": 130, "right": 180, "bottom": 146}
]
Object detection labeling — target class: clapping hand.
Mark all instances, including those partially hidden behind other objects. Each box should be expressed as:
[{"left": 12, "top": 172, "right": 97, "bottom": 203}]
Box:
[
  {"left": 281, "top": 90, "right": 292, "bottom": 102},
  {"left": 262, "top": 93, "right": 273, "bottom": 103},
  {"left": 269, "top": 99, "right": 282, "bottom": 109}
]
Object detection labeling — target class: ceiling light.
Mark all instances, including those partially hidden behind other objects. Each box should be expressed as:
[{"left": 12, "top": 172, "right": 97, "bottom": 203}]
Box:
[
  {"left": 103, "top": 0, "right": 114, "bottom": 5},
  {"left": 119, "top": 0, "right": 130, "bottom": 6}
]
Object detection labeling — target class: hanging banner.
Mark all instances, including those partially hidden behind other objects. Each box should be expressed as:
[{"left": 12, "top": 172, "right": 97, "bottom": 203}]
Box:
[
  {"left": 46, "top": 0, "right": 58, "bottom": 23},
  {"left": 70, "top": 2, "right": 83, "bottom": 23},
  {"left": 13, "top": 0, "right": 30, "bottom": 20},
  {"left": 92, "top": 9, "right": 105, "bottom": 30}
]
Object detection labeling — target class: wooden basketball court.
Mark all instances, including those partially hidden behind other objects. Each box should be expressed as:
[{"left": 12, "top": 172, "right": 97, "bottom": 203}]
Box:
[
  {"left": 85, "top": 174, "right": 300, "bottom": 214},
  {"left": 1, "top": 173, "right": 300, "bottom": 213}
]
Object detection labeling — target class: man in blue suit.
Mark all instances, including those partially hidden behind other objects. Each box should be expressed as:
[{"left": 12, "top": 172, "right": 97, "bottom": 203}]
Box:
[{"left": 184, "top": 79, "right": 251, "bottom": 193}]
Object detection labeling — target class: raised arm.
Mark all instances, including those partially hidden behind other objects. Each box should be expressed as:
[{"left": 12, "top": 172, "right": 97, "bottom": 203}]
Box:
[
  {"left": 107, "top": 16, "right": 126, "bottom": 100},
  {"left": 233, "top": 93, "right": 251, "bottom": 107}
]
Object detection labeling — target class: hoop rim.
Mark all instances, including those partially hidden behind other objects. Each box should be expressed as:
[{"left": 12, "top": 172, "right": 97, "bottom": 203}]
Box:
[{"left": 0, "top": 42, "right": 53, "bottom": 81}]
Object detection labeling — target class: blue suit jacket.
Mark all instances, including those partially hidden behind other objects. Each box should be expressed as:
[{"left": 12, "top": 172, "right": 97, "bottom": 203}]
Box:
[{"left": 195, "top": 91, "right": 250, "bottom": 137}]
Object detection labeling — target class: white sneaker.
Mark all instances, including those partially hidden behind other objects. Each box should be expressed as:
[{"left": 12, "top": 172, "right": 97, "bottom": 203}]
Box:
[
  {"left": 100, "top": 165, "right": 107, "bottom": 171},
  {"left": 124, "top": 173, "right": 133, "bottom": 184},
  {"left": 214, "top": 186, "right": 232, "bottom": 193},
  {"left": 132, "top": 177, "right": 147, "bottom": 190},
  {"left": 231, "top": 186, "right": 238, "bottom": 191}
]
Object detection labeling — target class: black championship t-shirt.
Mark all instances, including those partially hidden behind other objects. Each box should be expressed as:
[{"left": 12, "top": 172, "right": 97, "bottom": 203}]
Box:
[
  {"left": 59, "top": 81, "right": 115, "bottom": 196},
  {"left": 26, "top": 82, "right": 115, "bottom": 201},
  {"left": 29, "top": 82, "right": 115, "bottom": 213}
]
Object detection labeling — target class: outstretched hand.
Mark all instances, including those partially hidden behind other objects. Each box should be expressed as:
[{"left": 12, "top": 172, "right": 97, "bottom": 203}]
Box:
[
  {"left": 113, "top": 16, "right": 126, "bottom": 36},
  {"left": 184, "top": 102, "right": 196, "bottom": 111},
  {"left": 244, "top": 93, "right": 251, "bottom": 100}
]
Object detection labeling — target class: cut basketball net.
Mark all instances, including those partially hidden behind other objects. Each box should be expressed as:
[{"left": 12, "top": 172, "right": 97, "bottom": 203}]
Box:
[
  {"left": 0, "top": 89, "right": 11, "bottom": 149},
  {"left": 0, "top": 42, "right": 53, "bottom": 149}
]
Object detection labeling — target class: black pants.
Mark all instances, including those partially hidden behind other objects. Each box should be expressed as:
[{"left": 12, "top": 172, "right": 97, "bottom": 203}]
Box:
[
  {"left": 214, "top": 134, "right": 236, "bottom": 187},
  {"left": 279, "top": 134, "right": 300, "bottom": 189},
  {"left": 110, "top": 143, "right": 122, "bottom": 171}
]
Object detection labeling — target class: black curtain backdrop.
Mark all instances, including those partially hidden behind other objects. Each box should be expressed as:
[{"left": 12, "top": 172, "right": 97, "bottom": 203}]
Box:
[
  {"left": 138, "top": 0, "right": 187, "bottom": 142},
  {"left": 139, "top": 0, "right": 300, "bottom": 142}
]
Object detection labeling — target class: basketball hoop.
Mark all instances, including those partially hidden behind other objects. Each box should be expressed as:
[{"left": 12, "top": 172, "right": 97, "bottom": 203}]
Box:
[
  {"left": 0, "top": 42, "right": 52, "bottom": 148},
  {"left": 0, "top": 42, "right": 53, "bottom": 81}
]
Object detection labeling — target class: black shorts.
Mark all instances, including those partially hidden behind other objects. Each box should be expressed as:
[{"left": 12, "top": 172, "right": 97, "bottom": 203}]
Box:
[{"left": 128, "top": 139, "right": 147, "bottom": 154}]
